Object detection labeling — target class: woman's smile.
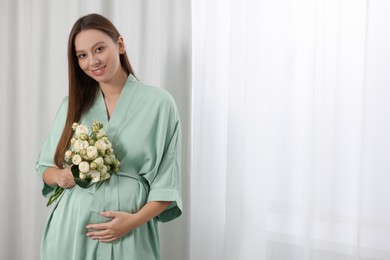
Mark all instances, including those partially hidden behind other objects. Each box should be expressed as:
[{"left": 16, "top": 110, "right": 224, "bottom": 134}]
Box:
[{"left": 91, "top": 65, "right": 107, "bottom": 76}]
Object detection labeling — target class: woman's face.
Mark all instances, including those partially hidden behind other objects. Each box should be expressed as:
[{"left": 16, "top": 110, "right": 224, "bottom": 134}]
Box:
[{"left": 74, "top": 29, "right": 125, "bottom": 84}]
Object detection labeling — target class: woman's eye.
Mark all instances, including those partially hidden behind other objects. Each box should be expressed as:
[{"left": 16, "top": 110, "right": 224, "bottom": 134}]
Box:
[
  {"left": 77, "top": 53, "right": 86, "bottom": 59},
  {"left": 96, "top": 46, "right": 105, "bottom": 52}
]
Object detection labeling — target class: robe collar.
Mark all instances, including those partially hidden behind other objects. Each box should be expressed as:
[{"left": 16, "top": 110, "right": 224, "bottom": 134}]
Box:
[{"left": 82, "top": 74, "right": 138, "bottom": 144}]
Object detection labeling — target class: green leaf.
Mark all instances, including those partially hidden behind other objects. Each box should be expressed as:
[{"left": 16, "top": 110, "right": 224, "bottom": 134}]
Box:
[
  {"left": 74, "top": 177, "right": 89, "bottom": 188},
  {"left": 71, "top": 165, "right": 89, "bottom": 188},
  {"left": 47, "top": 186, "right": 64, "bottom": 206}
]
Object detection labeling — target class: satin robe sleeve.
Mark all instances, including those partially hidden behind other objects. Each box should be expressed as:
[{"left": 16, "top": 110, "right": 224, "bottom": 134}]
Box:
[
  {"left": 35, "top": 97, "right": 68, "bottom": 199},
  {"left": 146, "top": 94, "right": 183, "bottom": 223}
]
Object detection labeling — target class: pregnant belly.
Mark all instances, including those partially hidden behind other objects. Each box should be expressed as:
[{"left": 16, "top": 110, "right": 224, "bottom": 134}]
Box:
[{"left": 51, "top": 174, "right": 148, "bottom": 229}]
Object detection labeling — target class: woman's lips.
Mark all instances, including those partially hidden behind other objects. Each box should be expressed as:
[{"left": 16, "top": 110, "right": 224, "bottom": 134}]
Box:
[{"left": 91, "top": 66, "right": 106, "bottom": 76}]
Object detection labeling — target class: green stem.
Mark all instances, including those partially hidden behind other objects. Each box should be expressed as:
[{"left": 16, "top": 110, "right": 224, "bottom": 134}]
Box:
[{"left": 47, "top": 186, "right": 64, "bottom": 206}]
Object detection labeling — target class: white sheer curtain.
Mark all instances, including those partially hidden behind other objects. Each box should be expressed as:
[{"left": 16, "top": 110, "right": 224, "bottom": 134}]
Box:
[
  {"left": 0, "top": 1, "right": 190, "bottom": 260},
  {"left": 191, "top": 0, "right": 390, "bottom": 260}
]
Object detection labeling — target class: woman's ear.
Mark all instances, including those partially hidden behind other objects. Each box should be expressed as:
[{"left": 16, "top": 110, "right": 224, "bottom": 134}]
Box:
[{"left": 118, "top": 36, "right": 126, "bottom": 54}]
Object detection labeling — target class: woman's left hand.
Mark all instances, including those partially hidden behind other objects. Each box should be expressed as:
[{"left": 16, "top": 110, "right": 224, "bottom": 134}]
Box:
[{"left": 86, "top": 211, "right": 140, "bottom": 243}]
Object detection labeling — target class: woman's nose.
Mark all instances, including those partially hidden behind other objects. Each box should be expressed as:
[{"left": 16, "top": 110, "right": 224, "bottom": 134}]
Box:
[{"left": 89, "top": 56, "right": 100, "bottom": 66}]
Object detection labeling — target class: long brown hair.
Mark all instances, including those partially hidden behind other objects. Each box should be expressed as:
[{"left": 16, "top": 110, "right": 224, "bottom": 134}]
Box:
[{"left": 54, "top": 13, "right": 136, "bottom": 168}]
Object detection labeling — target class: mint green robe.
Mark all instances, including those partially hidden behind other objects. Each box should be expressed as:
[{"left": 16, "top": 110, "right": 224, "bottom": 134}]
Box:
[{"left": 36, "top": 75, "right": 182, "bottom": 260}]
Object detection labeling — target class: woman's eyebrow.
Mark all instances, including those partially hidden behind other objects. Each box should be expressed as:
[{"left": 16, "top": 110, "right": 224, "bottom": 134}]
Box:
[{"left": 75, "top": 41, "right": 106, "bottom": 53}]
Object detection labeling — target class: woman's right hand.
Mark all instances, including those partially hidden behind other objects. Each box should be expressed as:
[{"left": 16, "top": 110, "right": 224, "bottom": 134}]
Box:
[
  {"left": 43, "top": 165, "right": 76, "bottom": 189},
  {"left": 56, "top": 165, "right": 76, "bottom": 189}
]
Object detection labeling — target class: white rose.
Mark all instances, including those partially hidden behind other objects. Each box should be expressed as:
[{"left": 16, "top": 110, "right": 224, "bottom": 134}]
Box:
[
  {"left": 114, "top": 159, "right": 120, "bottom": 168},
  {"left": 89, "top": 170, "right": 101, "bottom": 183},
  {"left": 95, "top": 140, "right": 107, "bottom": 151},
  {"left": 79, "top": 172, "right": 87, "bottom": 180},
  {"left": 81, "top": 141, "right": 89, "bottom": 150},
  {"left": 73, "top": 140, "right": 82, "bottom": 152},
  {"left": 101, "top": 172, "right": 110, "bottom": 181},
  {"left": 65, "top": 150, "right": 73, "bottom": 160},
  {"left": 72, "top": 154, "right": 82, "bottom": 165},
  {"left": 106, "top": 141, "right": 112, "bottom": 149},
  {"left": 103, "top": 155, "right": 112, "bottom": 165},
  {"left": 90, "top": 162, "right": 97, "bottom": 170},
  {"left": 79, "top": 133, "right": 88, "bottom": 141},
  {"left": 96, "top": 129, "right": 106, "bottom": 139},
  {"left": 100, "top": 165, "right": 107, "bottom": 174},
  {"left": 86, "top": 146, "right": 98, "bottom": 160},
  {"left": 93, "top": 157, "right": 104, "bottom": 165},
  {"left": 92, "top": 121, "right": 102, "bottom": 132},
  {"left": 79, "top": 149, "right": 87, "bottom": 156},
  {"left": 79, "top": 161, "right": 90, "bottom": 173},
  {"left": 72, "top": 122, "right": 79, "bottom": 131},
  {"left": 76, "top": 124, "right": 89, "bottom": 136}
]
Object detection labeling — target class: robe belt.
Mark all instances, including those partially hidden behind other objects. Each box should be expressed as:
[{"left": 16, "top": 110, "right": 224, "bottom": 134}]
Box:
[{"left": 89, "top": 171, "right": 150, "bottom": 260}]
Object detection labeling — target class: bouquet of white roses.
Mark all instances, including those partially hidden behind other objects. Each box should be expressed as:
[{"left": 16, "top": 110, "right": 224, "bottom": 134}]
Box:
[{"left": 47, "top": 121, "right": 120, "bottom": 206}]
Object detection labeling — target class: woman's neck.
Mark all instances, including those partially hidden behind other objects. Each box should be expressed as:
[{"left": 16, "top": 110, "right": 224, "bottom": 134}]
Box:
[{"left": 99, "top": 68, "right": 128, "bottom": 99}]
